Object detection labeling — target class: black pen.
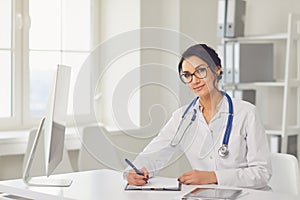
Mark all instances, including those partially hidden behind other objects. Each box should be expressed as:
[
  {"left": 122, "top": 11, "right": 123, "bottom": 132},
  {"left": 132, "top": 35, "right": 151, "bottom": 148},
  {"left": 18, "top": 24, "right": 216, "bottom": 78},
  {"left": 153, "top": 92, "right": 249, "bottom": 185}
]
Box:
[{"left": 125, "top": 158, "right": 145, "bottom": 176}]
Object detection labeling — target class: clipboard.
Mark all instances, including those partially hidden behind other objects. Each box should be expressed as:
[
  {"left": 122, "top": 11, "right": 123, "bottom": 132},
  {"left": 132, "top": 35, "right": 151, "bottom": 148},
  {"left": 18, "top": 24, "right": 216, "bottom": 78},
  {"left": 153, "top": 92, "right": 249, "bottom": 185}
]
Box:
[{"left": 124, "top": 177, "right": 182, "bottom": 191}]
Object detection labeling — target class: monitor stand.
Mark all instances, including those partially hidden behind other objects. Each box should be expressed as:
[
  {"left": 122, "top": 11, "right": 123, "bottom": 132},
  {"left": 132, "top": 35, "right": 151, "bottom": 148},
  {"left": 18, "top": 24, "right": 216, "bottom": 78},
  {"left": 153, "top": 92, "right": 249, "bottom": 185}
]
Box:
[{"left": 22, "top": 117, "right": 73, "bottom": 187}]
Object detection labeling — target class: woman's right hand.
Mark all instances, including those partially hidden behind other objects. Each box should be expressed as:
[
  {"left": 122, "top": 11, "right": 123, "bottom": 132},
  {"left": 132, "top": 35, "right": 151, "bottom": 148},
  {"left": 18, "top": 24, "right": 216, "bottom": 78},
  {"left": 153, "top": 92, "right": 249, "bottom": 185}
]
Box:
[{"left": 126, "top": 167, "right": 149, "bottom": 186}]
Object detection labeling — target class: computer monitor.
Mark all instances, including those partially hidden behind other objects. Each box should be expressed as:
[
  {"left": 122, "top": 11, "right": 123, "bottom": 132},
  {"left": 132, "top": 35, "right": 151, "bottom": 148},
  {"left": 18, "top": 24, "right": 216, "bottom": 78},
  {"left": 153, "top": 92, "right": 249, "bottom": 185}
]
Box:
[{"left": 23, "top": 65, "right": 72, "bottom": 187}]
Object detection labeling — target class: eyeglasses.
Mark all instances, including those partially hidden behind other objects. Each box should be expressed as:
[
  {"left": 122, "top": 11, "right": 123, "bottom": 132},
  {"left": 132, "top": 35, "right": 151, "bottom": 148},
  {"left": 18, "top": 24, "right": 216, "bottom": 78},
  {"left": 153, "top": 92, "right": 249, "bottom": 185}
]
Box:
[{"left": 180, "top": 65, "right": 209, "bottom": 83}]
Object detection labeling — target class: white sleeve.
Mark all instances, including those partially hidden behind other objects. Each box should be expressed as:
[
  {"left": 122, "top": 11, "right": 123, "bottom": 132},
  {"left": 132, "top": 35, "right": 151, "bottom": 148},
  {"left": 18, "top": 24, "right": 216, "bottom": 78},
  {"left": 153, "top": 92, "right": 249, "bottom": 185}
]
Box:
[{"left": 215, "top": 107, "right": 272, "bottom": 189}]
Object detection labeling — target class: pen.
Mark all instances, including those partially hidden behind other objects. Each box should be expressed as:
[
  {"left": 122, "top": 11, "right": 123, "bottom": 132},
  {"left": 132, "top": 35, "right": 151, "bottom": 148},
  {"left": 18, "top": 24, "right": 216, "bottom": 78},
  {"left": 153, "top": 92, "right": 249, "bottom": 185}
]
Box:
[{"left": 125, "top": 158, "right": 145, "bottom": 176}]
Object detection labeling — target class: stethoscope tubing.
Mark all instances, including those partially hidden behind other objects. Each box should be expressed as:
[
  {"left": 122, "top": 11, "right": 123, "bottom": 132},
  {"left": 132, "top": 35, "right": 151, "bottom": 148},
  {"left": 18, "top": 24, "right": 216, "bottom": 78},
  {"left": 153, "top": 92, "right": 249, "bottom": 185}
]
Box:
[
  {"left": 170, "top": 99, "right": 198, "bottom": 147},
  {"left": 222, "top": 92, "right": 234, "bottom": 146},
  {"left": 170, "top": 91, "right": 234, "bottom": 158}
]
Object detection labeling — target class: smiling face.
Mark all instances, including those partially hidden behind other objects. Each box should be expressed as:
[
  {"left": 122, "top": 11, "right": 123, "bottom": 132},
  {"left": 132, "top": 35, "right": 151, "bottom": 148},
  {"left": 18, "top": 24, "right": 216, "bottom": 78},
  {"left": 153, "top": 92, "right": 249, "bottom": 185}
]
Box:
[{"left": 181, "top": 55, "right": 220, "bottom": 98}]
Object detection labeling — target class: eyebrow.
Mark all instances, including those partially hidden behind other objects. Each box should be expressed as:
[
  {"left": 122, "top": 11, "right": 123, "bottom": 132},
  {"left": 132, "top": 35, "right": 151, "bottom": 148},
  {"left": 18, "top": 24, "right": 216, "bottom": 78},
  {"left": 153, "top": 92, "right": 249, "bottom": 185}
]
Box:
[
  {"left": 195, "top": 64, "right": 208, "bottom": 69},
  {"left": 182, "top": 70, "right": 192, "bottom": 74},
  {"left": 182, "top": 64, "right": 208, "bottom": 73}
]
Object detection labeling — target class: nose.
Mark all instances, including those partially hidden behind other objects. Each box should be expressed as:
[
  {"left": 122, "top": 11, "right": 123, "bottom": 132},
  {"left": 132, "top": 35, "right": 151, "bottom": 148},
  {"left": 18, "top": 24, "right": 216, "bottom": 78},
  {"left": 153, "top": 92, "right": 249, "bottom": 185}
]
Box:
[{"left": 191, "top": 74, "right": 201, "bottom": 84}]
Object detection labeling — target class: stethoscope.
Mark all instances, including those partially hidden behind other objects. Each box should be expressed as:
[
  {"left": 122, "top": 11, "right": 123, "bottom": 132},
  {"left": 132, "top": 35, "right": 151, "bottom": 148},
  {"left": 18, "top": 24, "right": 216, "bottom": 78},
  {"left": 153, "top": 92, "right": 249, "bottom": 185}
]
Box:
[{"left": 170, "top": 92, "right": 233, "bottom": 158}]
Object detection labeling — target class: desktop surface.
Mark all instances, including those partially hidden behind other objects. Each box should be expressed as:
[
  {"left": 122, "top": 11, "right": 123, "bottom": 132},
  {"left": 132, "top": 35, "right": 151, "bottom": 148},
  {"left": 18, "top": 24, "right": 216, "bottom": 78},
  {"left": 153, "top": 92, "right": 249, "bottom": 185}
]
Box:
[{"left": 0, "top": 169, "right": 299, "bottom": 200}]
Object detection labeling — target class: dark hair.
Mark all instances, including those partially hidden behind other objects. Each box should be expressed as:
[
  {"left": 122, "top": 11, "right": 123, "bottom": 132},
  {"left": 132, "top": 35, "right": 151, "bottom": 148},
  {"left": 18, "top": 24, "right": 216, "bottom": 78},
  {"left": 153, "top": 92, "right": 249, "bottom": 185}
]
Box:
[{"left": 178, "top": 44, "right": 223, "bottom": 81}]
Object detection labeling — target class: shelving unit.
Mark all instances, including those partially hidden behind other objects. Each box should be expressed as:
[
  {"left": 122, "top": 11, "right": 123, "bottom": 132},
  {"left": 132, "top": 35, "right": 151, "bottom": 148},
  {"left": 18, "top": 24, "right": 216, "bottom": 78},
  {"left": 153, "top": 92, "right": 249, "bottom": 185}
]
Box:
[{"left": 221, "top": 13, "right": 300, "bottom": 156}]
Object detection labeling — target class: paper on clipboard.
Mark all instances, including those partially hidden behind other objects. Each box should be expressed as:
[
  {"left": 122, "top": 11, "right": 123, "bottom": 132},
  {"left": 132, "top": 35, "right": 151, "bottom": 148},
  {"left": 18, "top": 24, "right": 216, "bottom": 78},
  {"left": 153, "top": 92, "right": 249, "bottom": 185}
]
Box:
[{"left": 125, "top": 177, "right": 181, "bottom": 191}]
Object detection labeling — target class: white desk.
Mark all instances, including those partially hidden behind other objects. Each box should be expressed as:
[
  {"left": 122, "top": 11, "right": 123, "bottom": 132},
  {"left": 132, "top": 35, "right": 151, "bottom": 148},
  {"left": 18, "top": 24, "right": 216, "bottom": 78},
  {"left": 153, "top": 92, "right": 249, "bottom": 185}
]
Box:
[{"left": 0, "top": 169, "right": 299, "bottom": 200}]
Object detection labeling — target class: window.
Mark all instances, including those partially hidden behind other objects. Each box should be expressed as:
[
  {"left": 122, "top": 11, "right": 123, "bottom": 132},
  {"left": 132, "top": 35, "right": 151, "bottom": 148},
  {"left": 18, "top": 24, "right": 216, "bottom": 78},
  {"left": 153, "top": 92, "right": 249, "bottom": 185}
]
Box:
[
  {"left": 0, "top": 0, "right": 94, "bottom": 130},
  {"left": 0, "top": 0, "right": 12, "bottom": 118},
  {"left": 28, "top": 0, "right": 91, "bottom": 117}
]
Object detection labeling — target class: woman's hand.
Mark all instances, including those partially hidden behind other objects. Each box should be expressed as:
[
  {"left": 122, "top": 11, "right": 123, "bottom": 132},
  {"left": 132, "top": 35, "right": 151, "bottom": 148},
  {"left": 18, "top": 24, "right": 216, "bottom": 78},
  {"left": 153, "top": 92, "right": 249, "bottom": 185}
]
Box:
[
  {"left": 178, "top": 170, "right": 217, "bottom": 185},
  {"left": 126, "top": 167, "right": 149, "bottom": 186}
]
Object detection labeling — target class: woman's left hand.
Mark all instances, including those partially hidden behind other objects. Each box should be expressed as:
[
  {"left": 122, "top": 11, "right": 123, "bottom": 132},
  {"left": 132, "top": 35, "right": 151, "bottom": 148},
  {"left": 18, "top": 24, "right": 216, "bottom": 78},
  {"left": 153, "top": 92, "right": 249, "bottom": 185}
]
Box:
[{"left": 178, "top": 170, "right": 218, "bottom": 185}]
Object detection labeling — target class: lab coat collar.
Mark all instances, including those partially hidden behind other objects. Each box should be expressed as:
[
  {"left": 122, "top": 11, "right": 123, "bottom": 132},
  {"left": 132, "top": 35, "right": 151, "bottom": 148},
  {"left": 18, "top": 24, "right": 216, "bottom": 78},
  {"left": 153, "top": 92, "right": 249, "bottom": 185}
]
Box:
[
  {"left": 197, "top": 95, "right": 229, "bottom": 125},
  {"left": 197, "top": 94, "right": 227, "bottom": 113}
]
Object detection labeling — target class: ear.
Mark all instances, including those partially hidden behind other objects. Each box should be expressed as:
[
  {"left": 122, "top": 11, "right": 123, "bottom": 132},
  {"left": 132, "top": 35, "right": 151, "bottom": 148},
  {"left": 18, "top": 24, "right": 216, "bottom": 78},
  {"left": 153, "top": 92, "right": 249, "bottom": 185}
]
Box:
[{"left": 216, "top": 66, "right": 222, "bottom": 75}]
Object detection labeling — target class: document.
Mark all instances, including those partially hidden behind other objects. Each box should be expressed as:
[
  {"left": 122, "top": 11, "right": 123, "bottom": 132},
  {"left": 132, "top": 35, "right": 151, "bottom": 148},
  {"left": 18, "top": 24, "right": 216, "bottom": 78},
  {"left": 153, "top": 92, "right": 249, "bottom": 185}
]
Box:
[
  {"left": 182, "top": 187, "right": 242, "bottom": 200},
  {"left": 125, "top": 177, "right": 181, "bottom": 191}
]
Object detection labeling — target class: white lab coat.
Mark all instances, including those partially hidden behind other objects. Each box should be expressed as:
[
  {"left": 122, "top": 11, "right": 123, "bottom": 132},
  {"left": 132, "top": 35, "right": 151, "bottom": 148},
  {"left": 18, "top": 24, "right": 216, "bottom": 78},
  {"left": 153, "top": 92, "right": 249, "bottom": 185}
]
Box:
[{"left": 131, "top": 96, "right": 272, "bottom": 189}]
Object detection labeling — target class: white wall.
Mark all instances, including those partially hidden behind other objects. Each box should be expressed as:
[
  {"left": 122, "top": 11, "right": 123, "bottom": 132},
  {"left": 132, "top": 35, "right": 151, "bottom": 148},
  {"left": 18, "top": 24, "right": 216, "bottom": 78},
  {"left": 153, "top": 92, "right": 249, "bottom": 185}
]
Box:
[
  {"left": 97, "top": 0, "right": 141, "bottom": 130},
  {"left": 179, "top": 0, "right": 218, "bottom": 47},
  {"left": 244, "top": 0, "right": 300, "bottom": 35},
  {"left": 0, "top": 155, "right": 23, "bottom": 180},
  {"left": 139, "top": 0, "right": 218, "bottom": 135},
  {"left": 97, "top": 0, "right": 220, "bottom": 132}
]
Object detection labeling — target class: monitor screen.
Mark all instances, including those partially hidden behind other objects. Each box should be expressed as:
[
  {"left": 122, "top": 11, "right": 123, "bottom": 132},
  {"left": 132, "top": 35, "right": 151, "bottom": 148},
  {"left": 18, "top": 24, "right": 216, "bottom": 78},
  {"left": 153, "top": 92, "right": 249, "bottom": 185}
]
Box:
[{"left": 44, "top": 65, "right": 71, "bottom": 176}]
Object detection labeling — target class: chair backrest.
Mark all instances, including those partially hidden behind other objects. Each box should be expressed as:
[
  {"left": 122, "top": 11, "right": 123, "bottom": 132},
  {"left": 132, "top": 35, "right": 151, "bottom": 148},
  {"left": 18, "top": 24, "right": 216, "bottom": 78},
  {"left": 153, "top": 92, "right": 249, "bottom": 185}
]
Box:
[
  {"left": 78, "top": 125, "right": 193, "bottom": 177},
  {"left": 77, "top": 126, "right": 129, "bottom": 171},
  {"left": 268, "top": 153, "right": 300, "bottom": 196},
  {"left": 23, "top": 129, "right": 74, "bottom": 177}
]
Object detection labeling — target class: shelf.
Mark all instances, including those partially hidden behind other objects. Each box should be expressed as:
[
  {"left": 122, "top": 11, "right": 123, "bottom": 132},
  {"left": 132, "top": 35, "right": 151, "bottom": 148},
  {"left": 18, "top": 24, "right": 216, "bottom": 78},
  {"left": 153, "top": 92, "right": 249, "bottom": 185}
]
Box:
[
  {"left": 222, "top": 82, "right": 286, "bottom": 90},
  {"left": 222, "top": 80, "right": 300, "bottom": 91},
  {"left": 266, "top": 126, "right": 300, "bottom": 136},
  {"left": 266, "top": 129, "right": 283, "bottom": 136},
  {"left": 222, "top": 33, "right": 288, "bottom": 42},
  {"left": 220, "top": 13, "right": 300, "bottom": 154}
]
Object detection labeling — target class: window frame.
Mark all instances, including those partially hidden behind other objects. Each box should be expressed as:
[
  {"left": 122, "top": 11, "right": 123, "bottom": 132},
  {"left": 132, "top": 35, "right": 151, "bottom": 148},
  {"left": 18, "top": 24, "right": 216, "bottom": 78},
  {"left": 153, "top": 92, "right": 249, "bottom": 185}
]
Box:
[
  {"left": 0, "top": 0, "right": 98, "bottom": 130},
  {"left": 0, "top": 0, "right": 22, "bottom": 130}
]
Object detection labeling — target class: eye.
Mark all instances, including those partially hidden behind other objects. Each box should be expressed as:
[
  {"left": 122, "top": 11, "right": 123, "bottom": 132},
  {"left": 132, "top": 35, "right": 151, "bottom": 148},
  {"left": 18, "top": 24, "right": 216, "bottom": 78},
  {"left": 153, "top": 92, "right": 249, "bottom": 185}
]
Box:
[
  {"left": 182, "top": 73, "right": 192, "bottom": 78},
  {"left": 196, "top": 68, "right": 206, "bottom": 73}
]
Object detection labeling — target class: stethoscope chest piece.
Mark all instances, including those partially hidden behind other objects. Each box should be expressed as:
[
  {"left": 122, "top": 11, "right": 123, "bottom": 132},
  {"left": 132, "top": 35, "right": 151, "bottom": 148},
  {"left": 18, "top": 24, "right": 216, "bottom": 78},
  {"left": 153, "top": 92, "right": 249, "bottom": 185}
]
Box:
[{"left": 218, "top": 144, "right": 229, "bottom": 157}]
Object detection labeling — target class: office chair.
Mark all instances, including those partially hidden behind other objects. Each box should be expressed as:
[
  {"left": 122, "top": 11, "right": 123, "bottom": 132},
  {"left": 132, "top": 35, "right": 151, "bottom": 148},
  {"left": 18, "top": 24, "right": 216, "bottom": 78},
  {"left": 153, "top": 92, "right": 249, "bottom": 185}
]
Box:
[
  {"left": 77, "top": 126, "right": 130, "bottom": 171},
  {"left": 268, "top": 153, "right": 300, "bottom": 196},
  {"left": 23, "top": 129, "right": 74, "bottom": 177}
]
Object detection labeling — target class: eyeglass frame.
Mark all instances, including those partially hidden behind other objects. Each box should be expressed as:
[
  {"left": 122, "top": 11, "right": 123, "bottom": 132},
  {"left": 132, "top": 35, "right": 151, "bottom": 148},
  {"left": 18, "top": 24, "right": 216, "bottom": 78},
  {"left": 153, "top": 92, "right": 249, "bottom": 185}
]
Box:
[{"left": 179, "top": 65, "right": 210, "bottom": 83}]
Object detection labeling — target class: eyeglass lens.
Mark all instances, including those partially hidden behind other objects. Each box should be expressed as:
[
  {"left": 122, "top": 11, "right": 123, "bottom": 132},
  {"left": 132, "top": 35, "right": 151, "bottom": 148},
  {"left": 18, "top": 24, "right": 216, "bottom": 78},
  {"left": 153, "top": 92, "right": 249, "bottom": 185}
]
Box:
[{"left": 180, "top": 66, "right": 208, "bottom": 83}]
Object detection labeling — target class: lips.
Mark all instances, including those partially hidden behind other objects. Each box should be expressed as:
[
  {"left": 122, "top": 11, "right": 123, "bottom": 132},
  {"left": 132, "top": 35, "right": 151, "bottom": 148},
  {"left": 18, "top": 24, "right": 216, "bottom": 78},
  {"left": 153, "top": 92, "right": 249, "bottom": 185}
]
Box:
[{"left": 193, "top": 84, "right": 205, "bottom": 91}]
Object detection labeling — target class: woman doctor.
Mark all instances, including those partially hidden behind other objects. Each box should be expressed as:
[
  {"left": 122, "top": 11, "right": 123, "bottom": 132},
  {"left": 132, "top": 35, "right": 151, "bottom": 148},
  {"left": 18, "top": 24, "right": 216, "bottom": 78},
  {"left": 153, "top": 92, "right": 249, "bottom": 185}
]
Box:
[{"left": 125, "top": 44, "right": 272, "bottom": 189}]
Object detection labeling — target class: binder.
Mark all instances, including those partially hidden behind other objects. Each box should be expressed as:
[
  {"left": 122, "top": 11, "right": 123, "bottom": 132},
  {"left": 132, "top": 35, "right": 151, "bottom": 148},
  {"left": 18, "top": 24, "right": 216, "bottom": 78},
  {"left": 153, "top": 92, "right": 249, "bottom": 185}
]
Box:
[
  {"left": 225, "top": 0, "right": 246, "bottom": 38},
  {"left": 217, "top": 45, "right": 225, "bottom": 71},
  {"left": 217, "top": 0, "right": 227, "bottom": 38},
  {"left": 233, "top": 43, "right": 274, "bottom": 83},
  {"left": 233, "top": 42, "right": 240, "bottom": 83},
  {"left": 224, "top": 42, "right": 273, "bottom": 84},
  {"left": 224, "top": 42, "right": 234, "bottom": 84}
]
